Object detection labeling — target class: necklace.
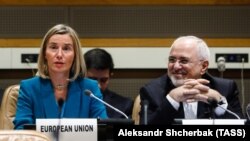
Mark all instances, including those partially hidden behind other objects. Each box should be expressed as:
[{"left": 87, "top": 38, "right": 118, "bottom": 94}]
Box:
[{"left": 54, "top": 84, "right": 68, "bottom": 91}]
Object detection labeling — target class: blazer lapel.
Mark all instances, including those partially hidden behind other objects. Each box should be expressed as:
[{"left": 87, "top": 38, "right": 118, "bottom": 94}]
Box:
[
  {"left": 63, "top": 81, "right": 82, "bottom": 117},
  {"left": 41, "top": 79, "right": 59, "bottom": 118}
]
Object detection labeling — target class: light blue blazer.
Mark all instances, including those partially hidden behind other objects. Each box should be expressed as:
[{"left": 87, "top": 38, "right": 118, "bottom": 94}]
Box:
[{"left": 14, "top": 76, "right": 108, "bottom": 129}]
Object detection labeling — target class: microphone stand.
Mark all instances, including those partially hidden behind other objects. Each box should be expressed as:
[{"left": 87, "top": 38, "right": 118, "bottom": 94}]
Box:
[
  {"left": 207, "top": 98, "right": 217, "bottom": 119},
  {"left": 217, "top": 104, "right": 240, "bottom": 119},
  {"left": 209, "top": 106, "right": 216, "bottom": 120},
  {"left": 84, "top": 90, "right": 129, "bottom": 119},
  {"left": 220, "top": 71, "right": 224, "bottom": 78},
  {"left": 208, "top": 98, "right": 241, "bottom": 119},
  {"left": 143, "top": 100, "right": 148, "bottom": 125},
  {"left": 54, "top": 99, "right": 64, "bottom": 141}
]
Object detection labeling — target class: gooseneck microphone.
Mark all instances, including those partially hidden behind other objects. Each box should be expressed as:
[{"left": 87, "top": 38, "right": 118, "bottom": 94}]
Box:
[
  {"left": 143, "top": 100, "right": 149, "bottom": 125},
  {"left": 55, "top": 98, "right": 64, "bottom": 141},
  {"left": 84, "top": 89, "right": 129, "bottom": 119},
  {"left": 207, "top": 98, "right": 240, "bottom": 119}
]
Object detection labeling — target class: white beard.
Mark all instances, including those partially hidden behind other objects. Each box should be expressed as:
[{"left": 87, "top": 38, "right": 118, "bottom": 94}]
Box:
[{"left": 169, "top": 75, "right": 185, "bottom": 87}]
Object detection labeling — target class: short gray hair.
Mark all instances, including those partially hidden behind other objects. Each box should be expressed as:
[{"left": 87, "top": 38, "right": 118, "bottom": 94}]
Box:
[{"left": 170, "top": 35, "right": 210, "bottom": 61}]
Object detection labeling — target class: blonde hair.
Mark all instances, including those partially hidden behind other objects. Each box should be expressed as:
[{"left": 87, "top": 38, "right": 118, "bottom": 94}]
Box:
[{"left": 37, "top": 24, "right": 86, "bottom": 81}]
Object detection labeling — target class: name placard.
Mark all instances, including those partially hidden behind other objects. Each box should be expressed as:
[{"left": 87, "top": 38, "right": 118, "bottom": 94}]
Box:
[{"left": 36, "top": 118, "right": 97, "bottom": 141}]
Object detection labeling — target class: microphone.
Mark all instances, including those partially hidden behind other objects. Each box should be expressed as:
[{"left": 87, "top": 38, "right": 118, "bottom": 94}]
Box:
[
  {"left": 54, "top": 98, "right": 64, "bottom": 141},
  {"left": 25, "top": 58, "right": 35, "bottom": 76},
  {"left": 217, "top": 56, "right": 226, "bottom": 78},
  {"left": 58, "top": 98, "right": 64, "bottom": 116},
  {"left": 207, "top": 98, "right": 240, "bottom": 119},
  {"left": 84, "top": 89, "right": 129, "bottom": 119},
  {"left": 143, "top": 100, "right": 148, "bottom": 125},
  {"left": 240, "top": 58, "right": 245, "bottom": 113}
]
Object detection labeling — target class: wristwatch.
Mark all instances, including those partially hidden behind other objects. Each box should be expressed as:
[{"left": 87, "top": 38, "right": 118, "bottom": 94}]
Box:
[{"left": 218, "top": 96, "right": 226, "bottom": 105}]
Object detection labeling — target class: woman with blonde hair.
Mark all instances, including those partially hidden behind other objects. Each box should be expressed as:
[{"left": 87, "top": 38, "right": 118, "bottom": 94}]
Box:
[{"left": 14, "top": 24, "right": 107, "bottom": 129}]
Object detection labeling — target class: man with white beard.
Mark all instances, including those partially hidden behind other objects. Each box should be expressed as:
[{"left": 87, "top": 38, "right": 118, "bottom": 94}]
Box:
[{"left": 139, "top": 35, "right": 244, "bottom": 124}]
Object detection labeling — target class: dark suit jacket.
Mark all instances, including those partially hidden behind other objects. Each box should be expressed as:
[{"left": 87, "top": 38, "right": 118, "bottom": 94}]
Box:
[
  {"left": 139, "top": 73, "right": 244, "bottom": 124},
  {"left": 103, "top": 89, "right": 133, "bottom": 118},
  {"left": 14, "top": 77, "right": 108, "bottom": 129}
]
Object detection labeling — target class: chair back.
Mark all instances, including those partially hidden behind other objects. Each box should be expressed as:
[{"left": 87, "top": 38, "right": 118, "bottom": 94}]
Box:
[
  {"left": 132, "top": 95, "right": 141, "bottom": 125},
  {"left": 0, "top": 130, "right": 51, "bottom": 141},
  {"left": 246, "top": 103, "right": 250, "bottom": 120},
  {"left": 0, "top": 85, "right": 20, "bottom": 129}
]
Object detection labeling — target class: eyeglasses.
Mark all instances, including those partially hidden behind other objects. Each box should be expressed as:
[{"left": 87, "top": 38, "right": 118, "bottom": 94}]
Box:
[
  {"left": 88, "top": 77, "right": 109, "bottom": 83},
  {"left": 168, "top": 57, "right": 203, "bottom": 65}
]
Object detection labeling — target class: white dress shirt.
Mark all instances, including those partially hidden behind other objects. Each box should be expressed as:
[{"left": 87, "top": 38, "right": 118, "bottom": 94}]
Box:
[{"left": 166, "top": 95, "right": 228, "bottom": 118}]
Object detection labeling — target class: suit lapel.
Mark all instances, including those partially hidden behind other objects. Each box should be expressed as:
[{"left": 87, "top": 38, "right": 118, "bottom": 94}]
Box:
[{"left": 197, "top": 101, "right": 211, "bottom": 118}]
